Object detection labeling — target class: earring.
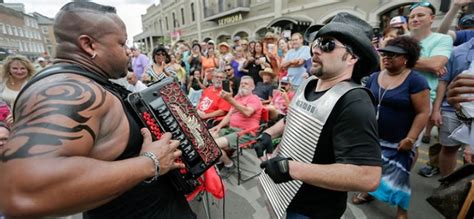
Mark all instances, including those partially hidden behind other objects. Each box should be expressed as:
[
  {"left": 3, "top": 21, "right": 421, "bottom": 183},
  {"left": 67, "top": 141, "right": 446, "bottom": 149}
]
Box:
[{"left": 91, "top": 53, "right": 97, "bottom": 59}]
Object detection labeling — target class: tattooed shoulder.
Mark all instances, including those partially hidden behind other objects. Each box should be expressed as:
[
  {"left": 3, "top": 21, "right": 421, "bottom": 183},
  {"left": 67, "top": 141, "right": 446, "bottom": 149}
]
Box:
[{"left": 1, "top": 74, "right": 108, "bottom": 161}]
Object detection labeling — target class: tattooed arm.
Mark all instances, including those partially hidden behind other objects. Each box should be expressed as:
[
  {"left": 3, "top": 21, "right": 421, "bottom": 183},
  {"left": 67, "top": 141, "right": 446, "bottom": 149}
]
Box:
[{"left": 0, "top": 74, "right": 182, "bottom": 217}]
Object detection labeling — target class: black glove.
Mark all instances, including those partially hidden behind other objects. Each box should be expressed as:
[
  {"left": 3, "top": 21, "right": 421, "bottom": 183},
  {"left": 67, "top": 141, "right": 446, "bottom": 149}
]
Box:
[
  {"left": 260, "top": 156, "right": 293, "bottom": 184},
  {"left": 254, "top": 132, "right": 273, "bottom": 158}
]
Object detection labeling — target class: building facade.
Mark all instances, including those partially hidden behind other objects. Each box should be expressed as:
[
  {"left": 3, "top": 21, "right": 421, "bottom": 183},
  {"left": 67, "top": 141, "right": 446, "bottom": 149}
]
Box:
[
  {"left": 33, "top": 12, "right": 56, "bottom": 58},
  {"left": 135, "top": 0, "right": 452, "bottom": 54},
  {"left": 0, "top": 3, "right": 44, "bottom": 60}
]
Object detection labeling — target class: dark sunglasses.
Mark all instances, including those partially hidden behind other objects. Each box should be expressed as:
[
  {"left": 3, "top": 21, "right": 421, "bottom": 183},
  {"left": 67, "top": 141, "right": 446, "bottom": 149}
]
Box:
[
  {"left": 280, "top": 82, "right": 289, "bottom": 86},
  {"left": 224, "top": 68, "right": 232, "bottom": 72},
  {"left": 155, "top": 52, "right": 165, "bottom": 56},
  {"left": 379, "top": 52, "right": 401, "bottom": 58},
  {"left": 313, "top": 38, "right": 353, "bottom": 54},
  {"left": 409, "top": 2, "right": 435, "bottom": 13}
]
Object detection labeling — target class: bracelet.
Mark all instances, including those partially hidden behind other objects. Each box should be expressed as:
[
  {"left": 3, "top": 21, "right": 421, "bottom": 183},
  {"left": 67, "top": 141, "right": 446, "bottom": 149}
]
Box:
[
  {"left": 141, "top": 151, "right": 160, "bottom": 183},
  {"left": 405, "top": 137, "right": 416, "bottom": 144}
]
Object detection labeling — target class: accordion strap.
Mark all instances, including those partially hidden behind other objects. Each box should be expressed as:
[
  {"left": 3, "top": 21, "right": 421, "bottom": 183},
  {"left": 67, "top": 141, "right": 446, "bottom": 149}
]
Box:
[{"left": 13, "top": 64, "right": 130, "bottom": 119}]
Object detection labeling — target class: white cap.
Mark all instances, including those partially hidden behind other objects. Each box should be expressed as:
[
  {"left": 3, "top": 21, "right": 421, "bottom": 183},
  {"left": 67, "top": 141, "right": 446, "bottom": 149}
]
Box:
[{"left": 37, "top": 57, "right": 45, "bottom": 62}]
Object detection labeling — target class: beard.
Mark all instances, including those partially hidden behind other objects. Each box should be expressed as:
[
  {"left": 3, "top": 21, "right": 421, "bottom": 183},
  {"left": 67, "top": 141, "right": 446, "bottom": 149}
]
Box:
[
  {"left": 213, "top": 80, "right": 222, "bottom": 88},
  {"left": 311, "top": 62, "right": 323, "bottom": 77},
  {"left": 238, "top": 87, "right": 251, "bottom": 96}
]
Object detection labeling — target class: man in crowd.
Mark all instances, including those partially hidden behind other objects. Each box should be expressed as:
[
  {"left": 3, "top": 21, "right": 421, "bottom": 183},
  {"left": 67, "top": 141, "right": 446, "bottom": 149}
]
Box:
[
  {"left": 431, "top": 37, "right": 474, "bottom": 176},
  {"left": 130, "top": 47, "right": 149, "bottom": 80},
  {"left": 126, "top": 72, "right": 148, "bottom": 92},
  {"left": 35, "top": 57, "right": 48, "bottom": 72},
  {"left": 209, "top": 76, "right": 262, "bottom": 178},
  {"left": 0, "top": 2, "right": 194, "bottom": 218},
  {"left": 281, "top": 33, "right": 311, "bottom": 90},
  {"left": 437, "top": 0, "right": 474, "bottom": 46},
  {"left": 197, "top": 71, "right": 231, "bottom": 128},
  {"left": 223, "top": 63, "right": 240, "bottom": 96},
  {"left": 408, "top": 2, "right": 453, "bottom": 177},
  {"left": 258, "top": 12, "right": 382, "bottom": 218}
]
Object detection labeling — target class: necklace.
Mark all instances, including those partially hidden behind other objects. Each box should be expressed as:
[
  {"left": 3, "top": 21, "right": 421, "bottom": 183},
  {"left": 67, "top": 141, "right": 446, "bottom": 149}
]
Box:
[{"left": 376, "top": 69, "right": 407, "bottom": 120}]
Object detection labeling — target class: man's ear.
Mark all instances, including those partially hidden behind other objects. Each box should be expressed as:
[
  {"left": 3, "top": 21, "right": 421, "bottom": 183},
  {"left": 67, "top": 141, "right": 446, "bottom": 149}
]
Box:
[{"left": 78, "top": 35, "right": 95, "bottom": 57}]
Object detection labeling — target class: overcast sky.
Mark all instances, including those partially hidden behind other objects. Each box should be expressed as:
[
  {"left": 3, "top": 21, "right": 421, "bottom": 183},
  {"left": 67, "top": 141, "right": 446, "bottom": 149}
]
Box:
[{"left": 6, "top": 0, "right": 155, "bottom": 44}]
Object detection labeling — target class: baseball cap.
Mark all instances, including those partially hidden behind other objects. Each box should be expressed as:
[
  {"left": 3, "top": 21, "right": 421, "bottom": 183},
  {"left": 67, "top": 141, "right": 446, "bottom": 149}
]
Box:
[
  {"left": 389, "top": 16, "right": 407, "bottom": 27},
  {"left": 37, "top": 57, "right": 45, "bottom": 62},
  {"left": 207, "top": 40, "right": 215, "bottom": 45},
  {"left": 281, "top": 76, "right": 290, "bottom": 83},
  {"left": 459, "top": 14, "right": 474, "bottom": 28},
  {"left": 233, "top": 36, "right": 241, "bottom": 41}
]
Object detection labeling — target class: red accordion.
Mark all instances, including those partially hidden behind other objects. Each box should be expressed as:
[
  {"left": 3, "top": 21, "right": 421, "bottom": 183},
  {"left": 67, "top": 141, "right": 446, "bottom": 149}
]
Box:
[{"left": 126, "top": 78, "right": 222, "bottom": 193}]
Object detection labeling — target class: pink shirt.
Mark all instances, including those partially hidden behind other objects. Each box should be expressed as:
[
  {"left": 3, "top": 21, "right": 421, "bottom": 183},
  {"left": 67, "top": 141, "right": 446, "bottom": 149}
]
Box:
[
  {"left": 272, "top": 90, "right": 295, "bottom": 115},
  {"left": 229, "top": 94, "right": 262, "bottom": 130}
]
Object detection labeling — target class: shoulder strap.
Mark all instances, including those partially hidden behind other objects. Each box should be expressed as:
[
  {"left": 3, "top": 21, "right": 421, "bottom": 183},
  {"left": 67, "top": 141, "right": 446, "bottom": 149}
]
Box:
[{"left": 14, "top": 64, "right": 130, "bottom": 114}]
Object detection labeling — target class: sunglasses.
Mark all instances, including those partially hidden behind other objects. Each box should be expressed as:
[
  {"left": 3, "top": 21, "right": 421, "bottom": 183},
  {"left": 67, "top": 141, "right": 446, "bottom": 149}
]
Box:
[
  {"left": 379, "top": 52, "right": 401, "bottom": 58},
  {"left": 280, "top": 82, "right": 289, "bottom": 86},
  {"left": 224, "top": 68, "right": 232, "bottom": 72},
  {"left": 313, "top": 38, "right": 354, "bottom": 55},
  {"left": 155, "top": 52, "right": 165, "bottom": 56},
  {"left": 409, "top": 2, "right": 435, "bottom": 13}
]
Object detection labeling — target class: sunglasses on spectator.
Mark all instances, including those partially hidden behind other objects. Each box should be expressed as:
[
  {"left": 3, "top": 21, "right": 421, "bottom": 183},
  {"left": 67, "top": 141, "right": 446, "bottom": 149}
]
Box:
[
  {"left": 379, "top": 52, "right": 401, "bottom": 58},
  {"left": 313, "top": 38, "right": 355, "bottom": 55},
  {"left": 409, "top": 2, "right": 435, "bottom": 14},
  {"left": 155, "top": 52, "right": 165, "bottom": 56},
  {"left": 224, "top": 68, "right": 232, "bottom": 72},
  {"left": 280, "top": 82, "right": 289, "bottom": 86}
]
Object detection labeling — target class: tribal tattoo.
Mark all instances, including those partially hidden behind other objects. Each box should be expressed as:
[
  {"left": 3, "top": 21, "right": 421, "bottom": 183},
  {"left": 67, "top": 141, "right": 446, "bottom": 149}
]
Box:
[{"left": 0, "top": 78, "right": 107, "bottom": 161}]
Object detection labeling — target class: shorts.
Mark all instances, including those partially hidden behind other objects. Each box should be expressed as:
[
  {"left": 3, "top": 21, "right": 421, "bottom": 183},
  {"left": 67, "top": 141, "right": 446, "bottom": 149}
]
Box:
[
  {"left": 440, "top": 111, "right": 463, "bottom": 147},
  {"left": 219, "top": 127, "right": 256, "bottom": 149}
]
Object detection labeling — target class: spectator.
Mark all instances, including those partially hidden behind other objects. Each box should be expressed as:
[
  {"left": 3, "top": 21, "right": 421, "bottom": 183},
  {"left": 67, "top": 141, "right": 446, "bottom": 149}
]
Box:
[
  {"left": 143, "top": 47, "right": 173, "bottom": 83},
  {"left": 241, "top": 39, "right": 250, "bottom": 57},
  {"left": 0, "top": 55, "right": 35, "bottom": 108},
  {"left": 243, "top": 41, "right": 271, "bottom": 84},
  {"left": 130, "top": 47, "right": 149, "bottom": 80},
  {"left": 126, "top": 72, "right": 147, "bottom": 92},
  {"left": 187, "top": 68, "right": 205, "bottom": 106},
  {"left": 201, "top": 47, "right": 219, "bottom": 74},
  {"left": 233, "top": 36, "right": 241, "bottom": 50},
  {"left": 197, "top": 71, "right": 231, "bottom": 128},
  {"left": 277, "top": 38, "right": 290, "bottom": 79},
  {"left": 209, "top": 76, "right": 262, "bottom": 178},
  {"left": 234, "top": 46, "right": 247, "bottom": 78},
  {"left": 253, "top": 67, "right": 275, "bottom": 104},
  {"left": 437, "top": 0, "right": 474, "bottom": 46},
  {"left": 34, "top": 57, "right": 48, "bottom": 72},
  {"left": 249, "top": 40, "right": 256, "bottom": 55},
  {"left": 263, "top": 32, "right": 278, "bottom": 56},
  {"left": 223, "top": 64, "right": 240, "bottom": 96},
  {"left": 407, "top": 1, "right": 454, "bottom": 178},
  {"left": 188, "top": 43, "right": 202, "bottom": 74},
  {"left": 281, "top": 33, "right": 311, "bottom": 90},
  {"left": 218, "top": 42, "right": 233, "bottom": 70},
  {"left": 169, "top": 53, "right": 187, "bottom": 88},
  {"left": 431, "top": 37, "right": 474, "bottom": 176},
  {"left": 267, "top": 76, "right": 295, "bottom": 121},
  {"left": 353, "top": 36, "right": 429, "bottom": 219}
]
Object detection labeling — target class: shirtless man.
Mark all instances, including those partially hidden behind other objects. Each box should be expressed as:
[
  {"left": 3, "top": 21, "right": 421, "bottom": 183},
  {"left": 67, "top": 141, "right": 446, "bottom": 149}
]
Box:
[{"left": 0, "top": 2, "right": 195, "bottom": 218}]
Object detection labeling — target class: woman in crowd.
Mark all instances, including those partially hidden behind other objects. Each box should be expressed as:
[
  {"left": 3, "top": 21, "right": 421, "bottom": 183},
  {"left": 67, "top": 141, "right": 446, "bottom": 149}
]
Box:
[
  {"left": 188, "top": 43, "right": 203, "bottom": 73},
  {"left": 201, "top": 46, "right": 219, "bottom": 73},
  {"left": 248, "top": 40, "right": 256, "bottom": 56},
  {"left": 243, "top": 41, "right": 271, "bottom": 84},
  {"left": 169, "top": 53, "right": 187, "bottom": 88},
  {"left": 352, "top": 36, "right": 430, "bottom": 219},
  {"left": 143, "top": 46, "right": 173, "bottom": 83},
  {"left": 277, "top": 38, "right": 290, "bottom": 79},
  {"left": 0, "top": 55, "right": 35, "bottom": 108},
  {"left": 187, "top": 68, "right": 206, "bottom": 106},
  {"left": 233, "top": 46, "right": 247, "bottom": 79}
]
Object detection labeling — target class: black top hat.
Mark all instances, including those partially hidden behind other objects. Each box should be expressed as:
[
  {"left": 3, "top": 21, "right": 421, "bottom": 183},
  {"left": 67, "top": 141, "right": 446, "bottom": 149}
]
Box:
[
  {"left": 304, "top": 24, "right": 324, "bottom": 43},
  {"left": 315, "top": 12, "right": 379, "bottom": 83}
]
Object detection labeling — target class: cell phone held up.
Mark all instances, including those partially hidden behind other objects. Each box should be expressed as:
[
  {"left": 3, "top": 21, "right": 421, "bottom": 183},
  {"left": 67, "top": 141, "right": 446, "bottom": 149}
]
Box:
[{"left": 222, "top": 80, "right": 231, "bottom": 92}]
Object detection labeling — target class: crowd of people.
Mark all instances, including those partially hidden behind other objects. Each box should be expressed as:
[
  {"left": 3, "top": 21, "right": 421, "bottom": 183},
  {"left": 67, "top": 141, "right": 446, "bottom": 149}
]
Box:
[{"left": 0, "top": 0, "right": 473, "bottom": 218}]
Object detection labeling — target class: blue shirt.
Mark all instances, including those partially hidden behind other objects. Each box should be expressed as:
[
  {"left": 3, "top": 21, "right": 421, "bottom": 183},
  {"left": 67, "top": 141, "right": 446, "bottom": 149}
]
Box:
[
  {"left": 284, "top": 46, "right": 311, "bottom": 86},
  {"left": 441, "top": 38, "right": 474, "bottom": 112},
  {"left": 366, "top": 71, "right": 430, "bottom": 144},
  {"left": 455, "top": 30, "right": 474, "bottom": 46}
]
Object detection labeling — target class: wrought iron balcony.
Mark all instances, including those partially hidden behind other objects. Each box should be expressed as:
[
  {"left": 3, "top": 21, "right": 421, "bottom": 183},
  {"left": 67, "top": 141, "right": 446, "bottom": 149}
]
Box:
[{"left": 203, "top": 0, "right": 250, "bottom": 21}]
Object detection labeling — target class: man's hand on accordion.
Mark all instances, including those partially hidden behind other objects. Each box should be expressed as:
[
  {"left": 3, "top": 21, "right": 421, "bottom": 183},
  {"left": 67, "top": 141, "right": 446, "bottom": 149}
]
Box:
[{"left": 140, "top": 128, "right": 185, "bottom": 176}]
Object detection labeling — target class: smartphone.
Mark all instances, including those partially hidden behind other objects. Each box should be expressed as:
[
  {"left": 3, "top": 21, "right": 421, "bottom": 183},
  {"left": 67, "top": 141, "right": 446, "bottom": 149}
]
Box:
[
  {"left": 222, "top": 80, "right": 230, "bottom": 92},
  {"left": 268, "top": 43, "right": 275, "bottom": 53}
]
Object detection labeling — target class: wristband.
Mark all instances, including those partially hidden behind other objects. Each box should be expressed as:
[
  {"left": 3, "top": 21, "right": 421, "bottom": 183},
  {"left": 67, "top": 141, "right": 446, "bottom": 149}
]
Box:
[{"left": 141, "top": 151, "right": 160, "bottom": 183}]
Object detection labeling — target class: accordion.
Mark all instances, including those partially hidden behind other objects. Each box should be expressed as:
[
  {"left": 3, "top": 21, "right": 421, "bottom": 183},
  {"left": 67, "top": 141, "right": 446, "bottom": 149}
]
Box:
[{"left": 126, "top": 78, "right": 222, "bottom": 194}]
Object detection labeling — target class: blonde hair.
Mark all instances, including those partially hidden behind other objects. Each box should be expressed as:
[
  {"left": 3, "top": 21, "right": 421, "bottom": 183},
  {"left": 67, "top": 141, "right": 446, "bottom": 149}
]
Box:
[{"left": 2, "top": 55, "right": 35, "bottom": 82}]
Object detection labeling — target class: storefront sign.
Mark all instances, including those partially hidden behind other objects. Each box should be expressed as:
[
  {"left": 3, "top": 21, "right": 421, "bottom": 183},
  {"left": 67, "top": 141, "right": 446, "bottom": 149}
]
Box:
[{"left": 218, "top": 14, "right": 243, "bottom": 26}]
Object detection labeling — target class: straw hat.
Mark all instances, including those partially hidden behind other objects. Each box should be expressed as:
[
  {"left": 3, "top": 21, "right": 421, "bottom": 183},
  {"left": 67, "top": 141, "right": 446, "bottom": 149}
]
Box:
[
  {"left": 218, "top": 42, "right": 231, "bottom": 49},
  {"left": 259, "top": 67, "right": 276, "bottom": 79}
]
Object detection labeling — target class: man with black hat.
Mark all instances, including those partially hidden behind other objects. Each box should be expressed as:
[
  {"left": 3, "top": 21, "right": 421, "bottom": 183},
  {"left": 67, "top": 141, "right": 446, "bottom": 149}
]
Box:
[{"left": 258, "top": 12, "right": 382, "bottom": 218}]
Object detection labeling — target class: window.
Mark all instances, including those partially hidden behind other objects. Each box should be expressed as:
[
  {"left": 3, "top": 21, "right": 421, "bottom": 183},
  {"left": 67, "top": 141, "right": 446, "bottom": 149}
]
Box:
[
  {"left": 18, "top": 27, "right": 23, "bottom": 37},
  {"left": 181, "top": 8, "right": 185, "bottom": 25},
  {"left": 172, "top": 12, "right": 176, "bottom": 28},
  {"left": 0, "top": 23, "right": 4, "bottom": 34},
  {"left": 165, "top": 16, "right": 169, "bottom": 30},
  {"left": 6, "top": 25, "right": 11, "bottom": 35},
  {"left": 159, "top": 19, "right": 163, "bottom": 32},
  {"left": 12, "top": 26, "right": 17, "bottom": 36},
  {"left": 19, "top": 40, "right": 23, "bottom": 51},
  {"left": 42, "top": 26, "right": 48, "bottom": 34},
  {"left": 191, "top": 3, "right": 195, "bottom": 22}
]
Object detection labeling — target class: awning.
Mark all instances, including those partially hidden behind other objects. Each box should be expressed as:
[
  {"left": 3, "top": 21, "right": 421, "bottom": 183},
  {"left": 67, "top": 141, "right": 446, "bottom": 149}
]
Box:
[{"left": 266, "top": 16, "right": 312, "bottom": 28}]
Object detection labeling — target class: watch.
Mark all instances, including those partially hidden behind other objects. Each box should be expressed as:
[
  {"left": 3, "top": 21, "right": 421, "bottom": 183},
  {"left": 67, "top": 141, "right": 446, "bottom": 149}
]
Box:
[{"left": 141, "top": 151, "right": 160, "bottom": 183}]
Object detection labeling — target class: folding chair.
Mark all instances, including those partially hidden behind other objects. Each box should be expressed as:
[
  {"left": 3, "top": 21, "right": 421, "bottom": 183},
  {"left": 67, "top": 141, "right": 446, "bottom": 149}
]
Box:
[
  {"left": 457, "top": 179, "right": 474, "bottom": 219},
  {"left": 235, "top": 107, "right": 270, "bottom": 185}
]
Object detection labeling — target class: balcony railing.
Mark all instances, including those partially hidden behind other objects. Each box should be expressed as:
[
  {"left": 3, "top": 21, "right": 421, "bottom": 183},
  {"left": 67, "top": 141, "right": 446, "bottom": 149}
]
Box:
[{"left": 203, "top": 0, "right": 250, "bottom": 20}]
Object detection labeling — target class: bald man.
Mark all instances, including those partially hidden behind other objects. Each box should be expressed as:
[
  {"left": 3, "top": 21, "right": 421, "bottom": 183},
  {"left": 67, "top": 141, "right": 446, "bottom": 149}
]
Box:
[{"left": 0, "top": 2, "right": 195, "bottom": 218}]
